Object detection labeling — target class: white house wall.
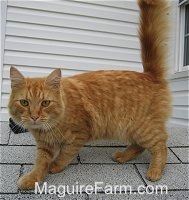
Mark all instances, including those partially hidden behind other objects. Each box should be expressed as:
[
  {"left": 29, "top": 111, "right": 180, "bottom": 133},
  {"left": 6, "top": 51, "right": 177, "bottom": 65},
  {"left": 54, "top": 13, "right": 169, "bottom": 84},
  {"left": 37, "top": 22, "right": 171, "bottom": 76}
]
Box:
[
  {"left": 0, "top": 0, "right": 188, "bottom": 128},
  {"left": 168, "top": 1, "right": 189, "bottom": 128}
]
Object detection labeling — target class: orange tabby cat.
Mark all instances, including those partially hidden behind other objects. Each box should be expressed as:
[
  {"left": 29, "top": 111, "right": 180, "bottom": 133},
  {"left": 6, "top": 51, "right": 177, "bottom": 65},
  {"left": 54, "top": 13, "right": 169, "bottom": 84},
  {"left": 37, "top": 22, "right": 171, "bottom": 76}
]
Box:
[{"left": 8, "top": 0, "right": 171, "bottom": 190}]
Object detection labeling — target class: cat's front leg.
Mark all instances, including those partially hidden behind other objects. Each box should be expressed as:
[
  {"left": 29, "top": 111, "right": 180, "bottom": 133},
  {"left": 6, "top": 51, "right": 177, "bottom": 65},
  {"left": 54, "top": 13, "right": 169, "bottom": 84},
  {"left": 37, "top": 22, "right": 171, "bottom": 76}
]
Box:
[
  {"left": 50, "top": 135, "right": 89, "bottom": 174},
  {"left": 18, "top": 143, "right": 55, "bottom": 190}
]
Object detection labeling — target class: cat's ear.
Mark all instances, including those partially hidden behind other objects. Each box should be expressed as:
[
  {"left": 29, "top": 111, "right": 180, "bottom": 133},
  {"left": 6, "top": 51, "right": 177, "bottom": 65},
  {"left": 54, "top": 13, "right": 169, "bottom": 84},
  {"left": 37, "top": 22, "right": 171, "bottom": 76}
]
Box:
[
  {"left": 46, "top": 68, "right": 61, "bottom": 88},
  {"left": 10, "top": 66, "right": 25, "bottom": 88}
]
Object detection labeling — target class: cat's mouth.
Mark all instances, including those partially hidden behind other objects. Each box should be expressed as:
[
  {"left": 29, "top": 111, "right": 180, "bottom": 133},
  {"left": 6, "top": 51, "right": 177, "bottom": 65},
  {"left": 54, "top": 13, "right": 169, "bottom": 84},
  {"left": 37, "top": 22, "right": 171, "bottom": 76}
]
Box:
[
  {"left": 20, "top": 118, "right": 54, "bottom": 131},
  {"left": 24, "top": 121, "right": 46, "bottom": 130},
  {"left": 28, "top": 122, "right": 53, "bottom": 131},
  {"left": 21, "top": 118, "right": 49, "bottom": 130},
  {"left": 30, "top": 124, "right": 43, "bottom": 129}
]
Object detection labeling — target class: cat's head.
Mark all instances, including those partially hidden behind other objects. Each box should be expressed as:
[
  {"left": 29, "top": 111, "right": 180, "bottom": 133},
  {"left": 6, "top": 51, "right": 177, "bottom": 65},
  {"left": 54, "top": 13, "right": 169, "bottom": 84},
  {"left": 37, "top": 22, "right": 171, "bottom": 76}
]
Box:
[{"left": 8, "top": 66, "right": 64, "bottom": 131}]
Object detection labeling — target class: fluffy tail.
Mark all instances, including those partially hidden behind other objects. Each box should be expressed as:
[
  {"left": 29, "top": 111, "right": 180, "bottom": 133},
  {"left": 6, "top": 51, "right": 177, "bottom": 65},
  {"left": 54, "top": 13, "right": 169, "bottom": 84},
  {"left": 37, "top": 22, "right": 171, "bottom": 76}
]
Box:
[{"left": 138, "top": 0, "right": 169, "bottom": 80}]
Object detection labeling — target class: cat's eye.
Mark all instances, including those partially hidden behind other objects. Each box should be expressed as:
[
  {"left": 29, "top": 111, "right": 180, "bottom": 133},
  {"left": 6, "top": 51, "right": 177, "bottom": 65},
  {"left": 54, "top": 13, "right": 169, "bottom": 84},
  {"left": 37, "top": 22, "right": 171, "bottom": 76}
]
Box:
[
  {"left": 41, "top": 100, "right": 50, "bottom": 107},
  {"left": 20, "top": 99, "right": 29, "bottom": 107}
]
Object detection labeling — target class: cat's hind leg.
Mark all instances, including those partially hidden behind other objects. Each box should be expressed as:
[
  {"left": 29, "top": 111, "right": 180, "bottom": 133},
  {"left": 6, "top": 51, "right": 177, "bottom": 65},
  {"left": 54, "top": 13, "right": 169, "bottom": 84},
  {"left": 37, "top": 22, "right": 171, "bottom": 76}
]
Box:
[
  {"left": 112, "top": 144, "right": 144, "bottom": 163},
  {"left": 146, "top": 141, "right": 167, "bottom": 181},
  {"left": 135, "top": 127, "right": 168, "bottom": 182}
]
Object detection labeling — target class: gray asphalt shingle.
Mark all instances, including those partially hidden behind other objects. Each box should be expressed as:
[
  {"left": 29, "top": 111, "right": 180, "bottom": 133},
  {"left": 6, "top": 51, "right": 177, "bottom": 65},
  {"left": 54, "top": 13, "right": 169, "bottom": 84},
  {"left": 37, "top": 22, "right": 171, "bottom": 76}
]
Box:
[
  {"left": 88, "top": 191, "right": 189, "bottom": 200},
  {"left": 9, "top": 131, "right": 35, "bottom": 146},
  {"left": 22, "top": 164, "right": 144, "bottom": 193},
  {"left": 167, "top": 127, "right": 189, "bottom": 147},
  {"left": 1, "top": 191, "right": 189, "bottom": 200},
  {"left": 0, "top": 121, "right": 189, "bottom": 199},
  {"left": 0, "top": 146, "right": 78, "bottom": 164},
  {"left": 0, "top": 194, "right": 87, "bottom": 200},
  {"left": 0, "top": 165, "right": 20, "bottom": 193},
  {"left": 0, "top": 146, "right": 35, "bottom": 164},
  {"left": 170, "top": 147, "right": 189, "bottom": 163},
  {"left": 136, "top": 164, "right": 189, "bottom": 190},
  {"left": 79, "top": 147, "right": 180, "bottom": 164}
]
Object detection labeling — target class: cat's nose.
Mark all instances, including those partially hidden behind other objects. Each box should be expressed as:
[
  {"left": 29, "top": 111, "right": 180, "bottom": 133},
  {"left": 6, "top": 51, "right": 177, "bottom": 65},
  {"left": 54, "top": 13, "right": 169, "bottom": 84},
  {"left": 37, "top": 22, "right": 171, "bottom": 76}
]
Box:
[{"left": 30, "top": 115, "right": 39, "bottom": 121}]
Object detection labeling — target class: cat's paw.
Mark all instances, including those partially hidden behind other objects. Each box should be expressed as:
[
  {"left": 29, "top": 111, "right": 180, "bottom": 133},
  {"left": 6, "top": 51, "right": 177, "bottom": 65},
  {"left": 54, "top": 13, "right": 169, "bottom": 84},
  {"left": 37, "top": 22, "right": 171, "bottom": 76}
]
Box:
[
  {"left": 49, "top": 162, "right": 64, "bottom": 174},
  {"left": 112, "top": 151, "right": 126, "bottom": 163},
  {"left": 146, "top": 168, "right": 162, "bottom": 182},
  {"left": 18, "top": 173, "right": 40, "bottom": 190}
]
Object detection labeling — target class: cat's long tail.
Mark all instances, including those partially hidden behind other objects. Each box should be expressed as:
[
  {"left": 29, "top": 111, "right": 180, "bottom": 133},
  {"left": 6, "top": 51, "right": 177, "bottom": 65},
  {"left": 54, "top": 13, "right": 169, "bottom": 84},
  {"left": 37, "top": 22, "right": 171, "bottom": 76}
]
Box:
[{"left": 138, "top": 0, "right": 169, "bottom": 80}]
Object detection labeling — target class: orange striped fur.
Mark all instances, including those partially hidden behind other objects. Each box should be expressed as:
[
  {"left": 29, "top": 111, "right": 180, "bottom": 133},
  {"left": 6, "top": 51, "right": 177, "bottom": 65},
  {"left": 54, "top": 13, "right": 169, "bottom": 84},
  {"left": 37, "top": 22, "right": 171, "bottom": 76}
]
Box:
[{"left": 8, "top": 0, "right": 171, "bottom": 190}]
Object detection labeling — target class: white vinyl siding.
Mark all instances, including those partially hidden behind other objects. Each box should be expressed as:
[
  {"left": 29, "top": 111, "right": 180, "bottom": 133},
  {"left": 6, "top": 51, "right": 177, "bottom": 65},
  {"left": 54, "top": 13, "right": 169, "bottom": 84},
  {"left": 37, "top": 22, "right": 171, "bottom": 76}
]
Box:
[
  {"left": 168, "top": 73, "right": 189, "bottom": 127},
  {"left": 0, "top": 0, "right": 188, "bottom": 128},
  {"left": 168, "top": 1, "right": 189, "bottom": 128}
]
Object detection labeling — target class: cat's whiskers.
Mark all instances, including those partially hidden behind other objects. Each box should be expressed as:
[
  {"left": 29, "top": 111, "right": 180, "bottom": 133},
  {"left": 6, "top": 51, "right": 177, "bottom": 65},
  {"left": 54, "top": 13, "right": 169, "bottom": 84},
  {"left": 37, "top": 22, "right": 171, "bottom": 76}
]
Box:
[
  {"left": 46, "top": 122, "right": 60, "bottom": 144},
  {"left": 48, "top": 123, "right": 56, "bottom": 146},
  {"left": 11, "top": 120, "right": 25, "bottom": 134},
  {"left": 43, "top": 124, "right": 50, "bottom": 145},
  {"left": 3, "top": 119, "right": 24, "bottom": 136},
  {"left": 42, "top": 122, "right": 52, "bottom": 145},
  {"left": 45, "top": 122, "right": 59, "bottom": 146},
  {"left": 49, "top": 119, "right": 66, "bottom": 140}
]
